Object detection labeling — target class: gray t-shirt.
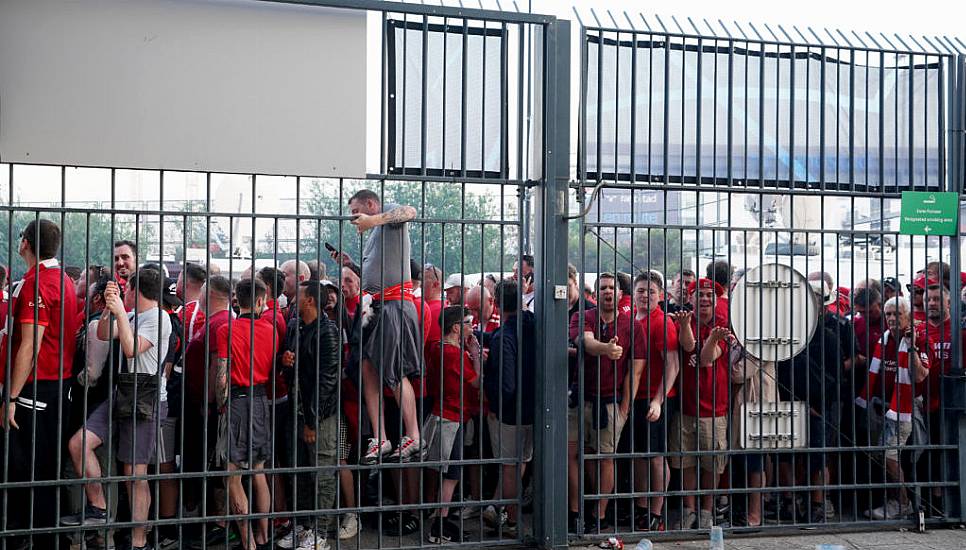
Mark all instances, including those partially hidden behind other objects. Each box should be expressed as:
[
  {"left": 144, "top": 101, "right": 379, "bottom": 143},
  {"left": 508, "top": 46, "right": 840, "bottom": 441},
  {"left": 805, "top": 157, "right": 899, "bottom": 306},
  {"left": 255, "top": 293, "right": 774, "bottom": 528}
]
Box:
[
  {"left": 361, "top": 203, "right": 412, "bottom": 294},
  {"left": 127, "top": 308, "right": 172, "bottom": 403}
]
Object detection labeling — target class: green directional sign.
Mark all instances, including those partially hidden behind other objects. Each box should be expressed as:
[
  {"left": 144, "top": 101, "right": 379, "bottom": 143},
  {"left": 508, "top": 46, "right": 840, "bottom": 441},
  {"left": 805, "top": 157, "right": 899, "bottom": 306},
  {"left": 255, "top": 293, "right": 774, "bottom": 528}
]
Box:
[{"left": 899, "top": 191, "right": 959, "bottom": 236}]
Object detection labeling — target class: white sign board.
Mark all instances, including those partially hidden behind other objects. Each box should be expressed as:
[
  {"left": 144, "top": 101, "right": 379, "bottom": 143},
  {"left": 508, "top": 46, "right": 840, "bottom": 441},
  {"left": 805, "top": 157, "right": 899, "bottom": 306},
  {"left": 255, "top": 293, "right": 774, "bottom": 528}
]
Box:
[{"left": 0, "top": 0, "right": 366, "bottom": 177}]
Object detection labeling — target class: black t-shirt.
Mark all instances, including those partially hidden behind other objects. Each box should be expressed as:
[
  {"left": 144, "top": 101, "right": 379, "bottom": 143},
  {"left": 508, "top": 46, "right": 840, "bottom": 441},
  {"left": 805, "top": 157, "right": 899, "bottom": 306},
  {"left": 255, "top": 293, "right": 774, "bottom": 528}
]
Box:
[{"left": 778, "top": 313, "right": 854, "bottom": 413}]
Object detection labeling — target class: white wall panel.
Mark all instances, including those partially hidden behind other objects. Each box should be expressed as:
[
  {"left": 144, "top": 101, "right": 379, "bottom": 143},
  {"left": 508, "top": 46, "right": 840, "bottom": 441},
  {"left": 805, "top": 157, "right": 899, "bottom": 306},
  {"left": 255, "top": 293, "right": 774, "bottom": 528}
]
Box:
[{"left": 0, "top": 0, "right": 366, "bottom": 177}]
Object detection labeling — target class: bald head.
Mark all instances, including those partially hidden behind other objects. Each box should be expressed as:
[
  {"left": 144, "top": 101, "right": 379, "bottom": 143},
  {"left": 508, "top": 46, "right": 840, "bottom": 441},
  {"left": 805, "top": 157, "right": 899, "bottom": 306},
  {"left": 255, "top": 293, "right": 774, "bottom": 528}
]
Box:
[
  {"left": 199, "top": 275, "right": 232, "bottom": 313},
  {"left": 464, "top": 285, "right": 493, "bottom": 324},
  {"left": 423, "top": 265, "right": 443, "bottom": 299},
  {"left": 281, "top": 259, "right": 310, "bottom": 300}
]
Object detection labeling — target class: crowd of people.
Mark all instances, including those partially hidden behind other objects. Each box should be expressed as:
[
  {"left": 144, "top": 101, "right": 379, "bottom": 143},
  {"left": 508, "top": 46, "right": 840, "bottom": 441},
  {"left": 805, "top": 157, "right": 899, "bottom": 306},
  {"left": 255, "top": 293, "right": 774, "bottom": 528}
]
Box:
[
  {"left": 0, "top": 189, "right": 960, "bottom": 549},
  {"left": 565, "top": 259, "right": 960, "bottom": 534}
]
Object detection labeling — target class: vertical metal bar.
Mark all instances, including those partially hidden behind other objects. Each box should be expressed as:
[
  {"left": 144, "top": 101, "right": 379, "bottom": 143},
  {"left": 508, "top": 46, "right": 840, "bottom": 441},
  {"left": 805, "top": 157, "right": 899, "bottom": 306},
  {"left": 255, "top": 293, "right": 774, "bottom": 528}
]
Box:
[
  {"left": 947, "top": 53, "right": 966, "bottom": 522},
  {"left": 630, "top": 25, "right": 639, "bottom": 184},
  {"left": 533, "top": 17, "right": 569, "bottom": 550}
]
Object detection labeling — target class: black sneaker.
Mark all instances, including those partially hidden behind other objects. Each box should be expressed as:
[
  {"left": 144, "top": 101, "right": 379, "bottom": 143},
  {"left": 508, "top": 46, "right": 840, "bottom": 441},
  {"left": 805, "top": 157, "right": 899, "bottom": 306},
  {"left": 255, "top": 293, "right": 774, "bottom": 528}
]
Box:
[
  {"left": 807, "top": 503, "right": 827, "bottom": 524},
  {"left": 764, "top": 498, "right": 796, "bottom": 523},
  {"left": 428, "top": 517, "right": 452, "bottom": 544},
  {"left": 584, "top": 514, "right": 613, "bottom": 534},
  {"left": 384, "top": 511, "right": 420, "bottom": 537},
  {"left": 442, "top": 517, "right": 464, "bottom": 543},
  {"left": 632, "top": 507, "right": 648, "bottom": 530},
  {"left": 189, "top": 525, "right": 237, "bottom": 549},
  {"left": 61, "top": 504, "right": 109, "bottom": 526},
  {"left": 568, "top": 511, "right": 580, "bottom": 534},
  {"left": 646, "top": 513, "right": 665, "bottom": 532}
]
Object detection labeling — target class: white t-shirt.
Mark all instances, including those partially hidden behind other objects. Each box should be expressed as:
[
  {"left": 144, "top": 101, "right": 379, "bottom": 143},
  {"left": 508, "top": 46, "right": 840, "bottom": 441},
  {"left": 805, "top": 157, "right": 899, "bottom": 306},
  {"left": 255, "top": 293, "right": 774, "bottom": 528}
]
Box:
[{"left": 126, "top": 308, "right": 172, "bottom": 403}]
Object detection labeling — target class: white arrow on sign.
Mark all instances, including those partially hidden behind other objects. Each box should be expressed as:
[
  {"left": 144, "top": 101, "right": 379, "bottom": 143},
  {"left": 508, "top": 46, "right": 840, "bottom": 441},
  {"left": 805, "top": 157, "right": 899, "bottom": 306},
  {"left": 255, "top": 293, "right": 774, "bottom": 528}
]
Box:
[{"left": 923, "top": 226, "right": 932, "bottom": 233}]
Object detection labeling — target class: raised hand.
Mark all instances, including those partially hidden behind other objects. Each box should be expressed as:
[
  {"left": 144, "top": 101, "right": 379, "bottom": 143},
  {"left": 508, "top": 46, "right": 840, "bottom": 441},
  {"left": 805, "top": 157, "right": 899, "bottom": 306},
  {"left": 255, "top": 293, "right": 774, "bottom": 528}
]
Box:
[{"left": 670, "top": 310, "right": 693, "bottom": 326}]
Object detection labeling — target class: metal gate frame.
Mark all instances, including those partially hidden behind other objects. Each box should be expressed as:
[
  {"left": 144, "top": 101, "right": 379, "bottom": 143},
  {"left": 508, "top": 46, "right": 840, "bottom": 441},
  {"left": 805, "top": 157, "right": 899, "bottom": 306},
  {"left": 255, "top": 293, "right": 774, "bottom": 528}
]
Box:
[
  {"left": 571, "top": 10, "right": 966, "bottom": 541},
  {"left": 0, "top": 1, "right": 572, "bottom": 549}
]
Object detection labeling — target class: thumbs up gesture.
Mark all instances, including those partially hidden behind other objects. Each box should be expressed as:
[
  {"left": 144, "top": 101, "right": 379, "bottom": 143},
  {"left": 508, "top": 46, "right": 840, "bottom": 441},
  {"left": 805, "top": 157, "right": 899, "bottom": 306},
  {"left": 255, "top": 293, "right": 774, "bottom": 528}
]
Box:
[{"left": 605, "top": 336, "right": 623, "bottom": 360}]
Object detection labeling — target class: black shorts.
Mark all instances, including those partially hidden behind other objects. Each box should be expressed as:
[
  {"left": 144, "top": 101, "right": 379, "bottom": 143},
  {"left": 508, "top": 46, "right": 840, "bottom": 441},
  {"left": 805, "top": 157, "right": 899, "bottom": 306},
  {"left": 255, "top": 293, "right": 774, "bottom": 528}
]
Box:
[
  {"left": 220, "top": 388, "right": 271, "bottom": 467},
  {"left": 779, "top": 415, "right": 827, "bottom": 474},
  {"left": 623, "top": 399, "right": 668, "bottom": 455},
  {"left": 272, "top": 398, "right": 294, "bottom": 468}
]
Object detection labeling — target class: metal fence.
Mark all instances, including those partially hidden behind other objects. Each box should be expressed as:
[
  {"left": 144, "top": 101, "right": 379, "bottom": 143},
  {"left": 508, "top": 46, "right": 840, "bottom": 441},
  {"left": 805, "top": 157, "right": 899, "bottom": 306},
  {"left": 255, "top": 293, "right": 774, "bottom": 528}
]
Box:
[
  {"left": 0, "top": 1, "right": 965, "bottom": 550},
  {"left": 571, "top": 10, "right": 966, "bottom": 542},
  {"left": 0, "top": 1, "right": 572, "bottom": 549}
]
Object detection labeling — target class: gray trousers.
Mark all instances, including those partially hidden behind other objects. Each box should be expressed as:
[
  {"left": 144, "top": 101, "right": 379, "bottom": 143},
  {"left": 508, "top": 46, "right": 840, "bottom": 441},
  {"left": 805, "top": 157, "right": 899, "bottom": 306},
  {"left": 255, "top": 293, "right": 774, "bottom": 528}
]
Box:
[{"left": 295, "top": 413, "right": 338, "bottom": 530}]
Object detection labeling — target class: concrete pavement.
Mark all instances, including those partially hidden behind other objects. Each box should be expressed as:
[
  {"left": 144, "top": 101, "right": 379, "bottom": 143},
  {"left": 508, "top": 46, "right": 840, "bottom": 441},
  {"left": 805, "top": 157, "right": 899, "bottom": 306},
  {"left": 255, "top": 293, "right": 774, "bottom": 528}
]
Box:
[{"left": 578, "top": 527, "right": 966, "bottom": 550}]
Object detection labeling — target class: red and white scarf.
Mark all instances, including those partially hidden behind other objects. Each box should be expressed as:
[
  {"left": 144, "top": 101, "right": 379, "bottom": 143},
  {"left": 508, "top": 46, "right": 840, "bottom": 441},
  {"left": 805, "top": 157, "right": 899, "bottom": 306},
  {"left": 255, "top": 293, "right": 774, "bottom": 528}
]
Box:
[{"left": 857, "top": 330, "right": 928, "bottom": 422}]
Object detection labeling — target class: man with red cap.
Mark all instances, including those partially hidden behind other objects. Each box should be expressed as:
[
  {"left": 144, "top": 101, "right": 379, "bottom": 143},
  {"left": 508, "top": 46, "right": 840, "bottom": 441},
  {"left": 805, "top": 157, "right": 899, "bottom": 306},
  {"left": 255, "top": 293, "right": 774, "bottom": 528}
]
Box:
[{"left": 669, "top": 278, "right": 731, "bottom": 530}]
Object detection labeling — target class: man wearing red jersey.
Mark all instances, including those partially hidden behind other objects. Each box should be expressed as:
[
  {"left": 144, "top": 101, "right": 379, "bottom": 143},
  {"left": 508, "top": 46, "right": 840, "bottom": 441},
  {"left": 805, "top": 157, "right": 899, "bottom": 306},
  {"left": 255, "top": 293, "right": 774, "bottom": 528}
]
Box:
[
  {"left": 0, "top": 220, "right": 78, "bottom": 547},
  {"left": 628, "top": 271, "right": 679, "bottom": 532},
  {"left": 342, "top": 266, "right": 363, "bottom": 320},
  {"left": 568, "top": 273, "right": 646, "bottom": 533},
  {"left": 254, "top": 265, "right": 292, "bottom": 529},
  {"left": 707, "top": 260, "right": 732, "bottom": 325},
  {"left": 177, "top": 263, "right": 208, "bottom": 343},
  {"left": 215, "top": 278, "right": 277, "bottom": 550},
  {"left": 422, "top": 265, "right": 446, "bottom": 344},
  {"left": 0, "top": 266, "right": 8, "bottom": 331},
  {"left": 670, "top": 278, "right": 731, "bottom": 530},
  {"left": 909, "top": 275, "right": 928, "bottom": 324},
  {"left": 915, "top": 282, "right": 966, "bottom": 517},
  {"left": 852, "top": 287, "right": 885, "bottom": 370},
  {"left": 181, "top": 275, "right": 234, "bottom": 541},
  {"left": 465, "top": 285, "right": 500, "bottom": 334},
  {"left": 422, "top": 306, "right": 482, "bottom": 543},
  {"left": 616, "top": 272, "right": 633, "bottom": 316}
]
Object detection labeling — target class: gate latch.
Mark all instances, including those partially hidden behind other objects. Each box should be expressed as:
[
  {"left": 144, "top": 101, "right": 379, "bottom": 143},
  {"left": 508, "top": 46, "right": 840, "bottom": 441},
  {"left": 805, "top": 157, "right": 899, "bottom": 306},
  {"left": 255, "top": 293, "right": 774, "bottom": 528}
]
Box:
[
  {"left": 744, "top": 337, "right": 800, "bottom": 346},
  {"left": 745, "top": 280, "right": 801, "bottom": 289},
  {"left": 747, "top": 409, "right": 799, "bottom": 419}
]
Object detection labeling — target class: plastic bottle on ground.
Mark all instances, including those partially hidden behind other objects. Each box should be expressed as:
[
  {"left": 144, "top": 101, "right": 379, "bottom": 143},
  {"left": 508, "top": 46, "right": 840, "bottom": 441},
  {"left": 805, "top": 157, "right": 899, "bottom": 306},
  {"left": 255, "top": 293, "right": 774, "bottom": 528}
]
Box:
[{"left": 709, "top": 525, "right": 724, "bottom": 550}]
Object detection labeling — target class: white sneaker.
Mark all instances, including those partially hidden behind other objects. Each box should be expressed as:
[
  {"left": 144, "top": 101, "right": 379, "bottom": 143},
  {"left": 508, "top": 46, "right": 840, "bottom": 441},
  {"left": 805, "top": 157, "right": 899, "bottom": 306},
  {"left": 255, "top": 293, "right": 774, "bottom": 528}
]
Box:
[
  {"left": 395, "top": 436, "right": 424, "bottom": 462},
  {"left": 697, "top": 509, "right": 714, "bottom": 529},
  {"left": 295, "top": 528, "right": 330, "bottom": 550},
  {"left": 277, "top": 525, "right": 306, "bottom": 550},
  {"left": 873, "top": 499, "right": 911, "bottom": 519},
  {"left": 362, "top": 438, "right": 392, "bottom": 465},
  {"left": 338, "top": 513, "right": 360, "bottom": 540}
]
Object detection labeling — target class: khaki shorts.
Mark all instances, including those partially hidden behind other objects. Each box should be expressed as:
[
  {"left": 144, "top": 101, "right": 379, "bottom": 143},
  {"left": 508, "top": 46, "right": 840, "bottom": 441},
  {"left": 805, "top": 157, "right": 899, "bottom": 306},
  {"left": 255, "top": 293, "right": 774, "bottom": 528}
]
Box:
[
  {"left": 669, "top": 413, "right": 728, "bottom": 474},
  {"left": 486, "top": 414, "right": 533, "bottom": 463},
  {"left": 567, "top": 401, "right": 628, "bottom": 454},
  {"left": 880, "top": 418, "right": 914, "bottom": 462}
]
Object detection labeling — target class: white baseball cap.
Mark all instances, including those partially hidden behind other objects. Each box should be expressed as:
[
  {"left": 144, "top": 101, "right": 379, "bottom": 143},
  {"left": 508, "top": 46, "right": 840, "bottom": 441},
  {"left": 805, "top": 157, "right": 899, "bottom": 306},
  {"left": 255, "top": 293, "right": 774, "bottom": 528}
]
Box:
[
  {"left": 443, "top": 273, "right": 465, "bottom": 290},
  {"left": 808, "top": 279, "right": 836, "bottom": 306}
]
